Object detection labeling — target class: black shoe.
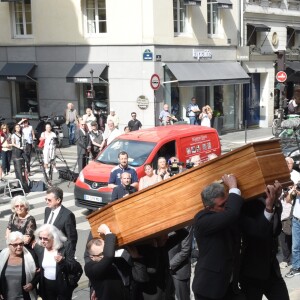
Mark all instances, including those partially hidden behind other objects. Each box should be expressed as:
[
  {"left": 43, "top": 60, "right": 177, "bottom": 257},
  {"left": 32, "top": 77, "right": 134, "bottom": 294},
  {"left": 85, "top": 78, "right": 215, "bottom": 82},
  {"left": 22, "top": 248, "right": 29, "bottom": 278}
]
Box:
[{"left": 285, "top": 268, "right": 300, "bottom": 278}]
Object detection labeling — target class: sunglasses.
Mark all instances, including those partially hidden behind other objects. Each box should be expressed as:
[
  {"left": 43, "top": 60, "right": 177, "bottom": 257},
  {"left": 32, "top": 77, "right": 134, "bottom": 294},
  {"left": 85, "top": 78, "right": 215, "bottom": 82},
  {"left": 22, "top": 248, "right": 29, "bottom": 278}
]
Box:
[
  {"left": 45, "top": 198, "right": 53, "bottom": 202},
  {"left": 39, "top": 237, "right": 49, "bottom": 241},
  {"left": 89, "top": 252, "right": 103, "bottom": 258},
  {"left": 15, "top": 204, "right": 25, "bottom": 208},
  {"left": 10, "top": 242, "right": 24, "bottom": 248}
]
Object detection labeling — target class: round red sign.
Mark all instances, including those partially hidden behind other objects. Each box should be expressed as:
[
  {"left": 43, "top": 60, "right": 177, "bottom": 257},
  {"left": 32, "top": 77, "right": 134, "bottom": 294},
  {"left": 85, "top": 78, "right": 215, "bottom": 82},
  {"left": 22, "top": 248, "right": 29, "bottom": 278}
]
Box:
[
  {"left": 150, "top": 74, "right": 160, "bottom": 90},
  {"left": 276, "top": 71, "right": 287, "bottom": 83}
]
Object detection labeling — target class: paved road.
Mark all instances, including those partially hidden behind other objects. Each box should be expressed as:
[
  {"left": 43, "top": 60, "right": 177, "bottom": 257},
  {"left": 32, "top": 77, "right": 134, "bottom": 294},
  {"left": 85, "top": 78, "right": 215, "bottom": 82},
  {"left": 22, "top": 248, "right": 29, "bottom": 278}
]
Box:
[{"left": 1, "top": 131, "right": 300, "bottom": 299}]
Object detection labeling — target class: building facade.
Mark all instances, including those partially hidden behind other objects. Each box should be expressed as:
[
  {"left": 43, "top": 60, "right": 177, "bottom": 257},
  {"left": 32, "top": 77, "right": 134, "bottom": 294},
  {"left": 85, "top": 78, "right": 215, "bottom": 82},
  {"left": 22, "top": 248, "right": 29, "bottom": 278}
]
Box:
[
  {"left": 0, "top": 0, "right": 250, "bottom": 132},
  {"left": 242, "top": 0, "right": 300, "bottom": 127}
]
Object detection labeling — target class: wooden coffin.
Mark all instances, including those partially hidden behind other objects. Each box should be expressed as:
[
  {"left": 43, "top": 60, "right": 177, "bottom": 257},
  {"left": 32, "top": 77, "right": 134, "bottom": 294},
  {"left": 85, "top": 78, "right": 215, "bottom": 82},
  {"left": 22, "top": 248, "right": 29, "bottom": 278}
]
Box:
[{"left": 87, "top": 139, "right": 291, "bottom": 247}]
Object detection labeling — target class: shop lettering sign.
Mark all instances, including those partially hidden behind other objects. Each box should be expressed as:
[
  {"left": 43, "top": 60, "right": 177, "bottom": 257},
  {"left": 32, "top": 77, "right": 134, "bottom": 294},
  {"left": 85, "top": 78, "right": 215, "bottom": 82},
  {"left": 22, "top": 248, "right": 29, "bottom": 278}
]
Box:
[{"left": 193, "top": 49, "right": 212, "bottom": 60}]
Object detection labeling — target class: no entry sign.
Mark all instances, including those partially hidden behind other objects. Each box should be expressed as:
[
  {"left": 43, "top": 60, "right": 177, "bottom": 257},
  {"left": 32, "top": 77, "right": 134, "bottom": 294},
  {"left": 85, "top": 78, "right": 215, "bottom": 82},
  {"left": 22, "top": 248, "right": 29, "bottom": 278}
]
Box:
[
  {"left": 276, "top": 71, "right": 287, "bottom": 83},
  {"left": 150, "top": 74, "right": 160, "bottom": 90}
]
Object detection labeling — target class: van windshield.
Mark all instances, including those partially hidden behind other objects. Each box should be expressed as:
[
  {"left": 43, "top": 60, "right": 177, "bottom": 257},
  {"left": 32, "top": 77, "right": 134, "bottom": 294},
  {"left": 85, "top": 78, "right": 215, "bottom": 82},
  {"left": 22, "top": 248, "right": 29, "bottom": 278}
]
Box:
[{"left": 97, "top": 140, "right": 156, "bottom": 167}]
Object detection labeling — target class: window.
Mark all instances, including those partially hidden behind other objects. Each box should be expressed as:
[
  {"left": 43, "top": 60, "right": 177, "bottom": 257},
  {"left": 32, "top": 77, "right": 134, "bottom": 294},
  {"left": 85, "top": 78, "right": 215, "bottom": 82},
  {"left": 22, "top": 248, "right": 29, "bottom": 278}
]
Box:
[
  {"left": 173, "top": 0, "right": 186, "bottom": 34},
  {"left": 86, "top": 0, "right": 107, "bottom": 34},
  {"left": 287, "top": 27, "right": 296, "bottom": 49},
  {"left": 207, "top": 0, "right": 219, "bottom": 35},
  {"left": 13, "top": 0, "right": 32, "bottom": 37},
  {"left": 14, "top": 81, "right": 38, "bottom": 116}
]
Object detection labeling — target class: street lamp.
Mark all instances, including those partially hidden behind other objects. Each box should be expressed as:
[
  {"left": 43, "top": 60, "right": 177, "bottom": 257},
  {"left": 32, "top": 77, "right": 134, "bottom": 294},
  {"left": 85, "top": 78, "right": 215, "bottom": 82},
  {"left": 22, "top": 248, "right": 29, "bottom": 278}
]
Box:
[{"left": 90, "top": 68, "right": 94, "bottom": 99}]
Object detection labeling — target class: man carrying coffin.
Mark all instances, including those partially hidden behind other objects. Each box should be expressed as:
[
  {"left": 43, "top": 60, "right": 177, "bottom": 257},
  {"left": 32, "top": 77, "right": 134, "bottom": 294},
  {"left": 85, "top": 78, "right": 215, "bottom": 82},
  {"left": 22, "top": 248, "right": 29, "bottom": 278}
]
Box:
[{"left": 192, "top": 174, "right": 244, "bottom": 300}]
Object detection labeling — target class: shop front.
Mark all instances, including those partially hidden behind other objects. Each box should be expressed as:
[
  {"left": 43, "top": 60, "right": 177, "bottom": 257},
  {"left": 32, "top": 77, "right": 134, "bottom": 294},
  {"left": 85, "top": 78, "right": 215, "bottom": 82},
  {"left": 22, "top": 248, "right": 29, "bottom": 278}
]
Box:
[
  {"left": 0, "top": 63, "right": 39, "bottom": 120},
  {"left": 163, "top": 61, "right": 250, "bottom": 132}
]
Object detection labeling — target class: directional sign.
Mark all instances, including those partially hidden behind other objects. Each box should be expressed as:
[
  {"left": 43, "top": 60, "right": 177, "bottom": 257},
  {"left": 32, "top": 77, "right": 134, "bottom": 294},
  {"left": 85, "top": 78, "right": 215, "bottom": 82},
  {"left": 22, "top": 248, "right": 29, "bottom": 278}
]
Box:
[
  {"left": 276, "top": 71, "right": 287, "bottom": 83},
  {"left": 150, "top": 74, "right": 160, "bottom": 90}
]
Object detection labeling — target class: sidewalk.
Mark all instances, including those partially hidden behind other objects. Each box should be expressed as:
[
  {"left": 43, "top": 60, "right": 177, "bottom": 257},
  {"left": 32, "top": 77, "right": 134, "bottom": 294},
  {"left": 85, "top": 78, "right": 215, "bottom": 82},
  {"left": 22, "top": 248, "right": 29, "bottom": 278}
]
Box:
[{"left": 220, "top": 127, "right": 274, "bottom": 153}]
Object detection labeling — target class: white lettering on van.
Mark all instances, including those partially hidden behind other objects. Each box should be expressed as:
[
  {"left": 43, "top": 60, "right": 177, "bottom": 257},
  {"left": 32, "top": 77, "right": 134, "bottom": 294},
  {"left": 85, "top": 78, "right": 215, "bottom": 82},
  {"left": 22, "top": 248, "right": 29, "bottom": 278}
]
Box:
[{"left": 192, "top": 135, "right": 208, "bottom": 142}]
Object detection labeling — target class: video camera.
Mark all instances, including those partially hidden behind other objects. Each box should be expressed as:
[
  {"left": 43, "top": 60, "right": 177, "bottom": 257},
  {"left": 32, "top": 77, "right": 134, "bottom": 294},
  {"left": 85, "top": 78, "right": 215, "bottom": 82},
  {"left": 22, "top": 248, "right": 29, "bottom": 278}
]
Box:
[
  {"left": 168, "top": 159, "right": 184, "bottom": 176},
  {"left": 185, "top": 162, "right": 194, "bottom": 169}
]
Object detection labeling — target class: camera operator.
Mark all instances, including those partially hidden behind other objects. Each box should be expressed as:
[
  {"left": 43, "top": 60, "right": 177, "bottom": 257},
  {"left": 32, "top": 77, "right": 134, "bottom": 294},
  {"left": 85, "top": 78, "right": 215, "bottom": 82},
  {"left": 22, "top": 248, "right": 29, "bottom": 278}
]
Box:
[
  {"left": 18, "top": 118, "right": 36, "bottom": 175},
  {"left": 168, "top": 157, "right": 186, "bottom": 177},
  {"left": 111, "top": 172, "right": 137, "bottom": 201}
]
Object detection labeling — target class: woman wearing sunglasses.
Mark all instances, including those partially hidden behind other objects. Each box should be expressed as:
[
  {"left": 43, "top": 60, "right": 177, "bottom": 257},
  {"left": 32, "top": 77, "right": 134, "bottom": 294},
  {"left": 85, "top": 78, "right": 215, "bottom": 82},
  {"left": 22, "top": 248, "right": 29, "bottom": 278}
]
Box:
[
  {"left": 6, "top": 195, "right": 37, "bottom": 249},
  {"left": 0, "top": 231, "right": 40, "bottom": 300},
  {"left": 33, "top": 224, "right": 81, "bottom": 300}
]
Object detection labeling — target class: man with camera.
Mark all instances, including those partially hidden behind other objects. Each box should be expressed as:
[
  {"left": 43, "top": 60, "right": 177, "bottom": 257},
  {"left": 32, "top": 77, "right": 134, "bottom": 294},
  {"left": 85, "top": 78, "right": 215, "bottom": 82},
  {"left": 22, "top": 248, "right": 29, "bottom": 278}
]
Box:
[{"left": 111, "top": 172, "right": 137, "bottom": 201}]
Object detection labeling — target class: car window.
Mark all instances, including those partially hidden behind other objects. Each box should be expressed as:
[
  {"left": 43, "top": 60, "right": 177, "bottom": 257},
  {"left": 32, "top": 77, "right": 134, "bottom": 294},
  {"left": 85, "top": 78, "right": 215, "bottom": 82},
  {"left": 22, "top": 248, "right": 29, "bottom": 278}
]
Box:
[{"left": 97, "top": 140, "right": 156, "bottom": 167}]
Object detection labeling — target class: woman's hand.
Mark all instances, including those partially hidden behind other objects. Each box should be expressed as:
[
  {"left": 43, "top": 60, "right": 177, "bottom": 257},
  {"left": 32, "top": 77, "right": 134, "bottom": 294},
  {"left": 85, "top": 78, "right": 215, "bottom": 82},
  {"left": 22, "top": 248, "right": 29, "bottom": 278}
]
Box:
[
  {"left": 23, "top": 283, "right": 33, "bottom": 292},
  {"left": 54, "top": 253, "right": 65, "bottom": 263}
]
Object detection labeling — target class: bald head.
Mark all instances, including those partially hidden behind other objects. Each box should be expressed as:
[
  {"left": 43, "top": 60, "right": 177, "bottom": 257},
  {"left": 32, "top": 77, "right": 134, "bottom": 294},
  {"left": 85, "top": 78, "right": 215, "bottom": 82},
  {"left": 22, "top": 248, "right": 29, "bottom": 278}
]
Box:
[{"left": 286, "top": 157, "right": 294, "bottom": 172}]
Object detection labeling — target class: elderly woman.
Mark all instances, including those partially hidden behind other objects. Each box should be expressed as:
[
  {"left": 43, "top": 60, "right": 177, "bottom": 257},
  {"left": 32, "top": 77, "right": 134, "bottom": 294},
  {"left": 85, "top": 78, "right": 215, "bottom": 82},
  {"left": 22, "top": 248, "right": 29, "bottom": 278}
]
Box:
[
  {"left": 6, "top": 195, "right": 37, "bottom": 248},
  {"left": 154, "top": 157, "right": 170, "bottom": 180},
  {"left": 139, "top": 164, "right": 162, "bottom": 190},
  {"left": 34, "top": 224, "right": 81, "bottom": 300},
  {"left": 0, "top": 231, "right": 39, "bottom": 300}
]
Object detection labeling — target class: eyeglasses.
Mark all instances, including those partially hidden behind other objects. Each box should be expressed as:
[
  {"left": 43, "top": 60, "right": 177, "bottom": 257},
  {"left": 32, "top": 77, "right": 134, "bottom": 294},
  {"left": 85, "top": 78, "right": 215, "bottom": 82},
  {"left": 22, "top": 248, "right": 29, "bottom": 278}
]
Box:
[
  {"left": 39, "top": 237, "right": 49, "bottom": 241},
  {"left": 45, "top": 198, "right": 53, "bottom": 202},
  {"left": 89, "top": 252, "right": 103, "bottom": 258},
  {"left": 10, "top": 242, "right": 24, "bottom": 248},
  {"left": 15, "top": 204, "right": 25, "bottom": 208}
]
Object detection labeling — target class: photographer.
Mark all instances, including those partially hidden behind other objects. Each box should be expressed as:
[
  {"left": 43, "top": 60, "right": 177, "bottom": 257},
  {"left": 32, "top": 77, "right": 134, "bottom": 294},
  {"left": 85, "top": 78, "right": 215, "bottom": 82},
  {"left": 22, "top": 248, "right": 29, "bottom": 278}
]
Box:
[
  {"left": 168, "top": 157, "right": 185, "bottom": 177},
  {"left": 111, "top": 172, "right": 137, "bottom": 201},
  {"left": 199, "top": 105, "right": 212, "bottom": 128}
]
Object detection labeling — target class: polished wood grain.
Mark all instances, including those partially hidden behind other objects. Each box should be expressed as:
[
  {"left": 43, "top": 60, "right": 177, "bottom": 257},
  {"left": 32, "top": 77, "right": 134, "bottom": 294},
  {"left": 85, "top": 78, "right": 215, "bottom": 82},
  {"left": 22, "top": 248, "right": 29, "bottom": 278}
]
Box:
[{"left": 87, "top": 140, "right": 291, "bottom": 247}]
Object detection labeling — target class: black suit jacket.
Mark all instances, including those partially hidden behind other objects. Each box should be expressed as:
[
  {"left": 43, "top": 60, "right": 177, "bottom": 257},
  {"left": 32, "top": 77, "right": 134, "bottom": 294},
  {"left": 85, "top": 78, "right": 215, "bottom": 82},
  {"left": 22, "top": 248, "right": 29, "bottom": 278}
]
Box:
[
  {"left": 34, "top": 241, "right": 77, "bottom": 299},
  {"left": 240, "top": 198, "right": 282, "bottom": 281},
  {"left": 44, "top": 205, "right": 78, "bottom": 251},
  {"left": 192, "top": 193, "right": 244, "bottom": 299},
  {"left": 76, "top": 128, "right": 91, "bottom": 157}
]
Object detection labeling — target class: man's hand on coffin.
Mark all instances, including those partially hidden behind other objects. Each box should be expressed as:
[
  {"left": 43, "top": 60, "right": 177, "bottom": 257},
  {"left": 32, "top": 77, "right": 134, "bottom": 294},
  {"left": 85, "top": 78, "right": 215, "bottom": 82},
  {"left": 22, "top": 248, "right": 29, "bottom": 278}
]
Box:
[
  {"left": 97, "top": 224, "right": 112, "bottom": 237},
  {"left": 221, "top": 174, "right": 237, "bottom": 189},
  {"left": 265, "top": 184, "right": 276, "bottom": 212}
]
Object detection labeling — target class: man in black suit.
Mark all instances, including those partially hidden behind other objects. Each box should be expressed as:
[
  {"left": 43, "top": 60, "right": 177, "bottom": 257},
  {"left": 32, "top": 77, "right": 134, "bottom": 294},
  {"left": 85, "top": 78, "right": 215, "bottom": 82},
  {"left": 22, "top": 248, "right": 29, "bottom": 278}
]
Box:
[
  {"left": 192, "top": 174, "right": 244, "bottom": 300},
  {"left": 44, "top": 186, "right": 78, "bottom": 251},
  {"left": 76, "top": 119, "right": 91, "bottom": 172},
  {"left": 239, "top": 182, "right": 289, "bottom": 300}
]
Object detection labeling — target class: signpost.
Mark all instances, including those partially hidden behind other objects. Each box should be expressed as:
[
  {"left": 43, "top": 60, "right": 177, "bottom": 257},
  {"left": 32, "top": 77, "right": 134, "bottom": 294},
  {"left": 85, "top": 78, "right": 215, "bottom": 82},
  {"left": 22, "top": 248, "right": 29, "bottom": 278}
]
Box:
[
  {"left": 276, "top": 71, "right": 287, "bottom": 82},
  {"left": 150, "top": 74, "right": 160, "bottom": 90}
]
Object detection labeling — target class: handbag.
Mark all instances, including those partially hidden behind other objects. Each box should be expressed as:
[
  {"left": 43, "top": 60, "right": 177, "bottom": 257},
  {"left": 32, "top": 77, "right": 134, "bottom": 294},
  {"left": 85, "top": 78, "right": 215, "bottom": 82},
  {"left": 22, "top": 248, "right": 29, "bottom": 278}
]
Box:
[
  {"left": 38, "top": 139, "right": 45, "bottom": 149},
  {"left": 282, "top": 217, "right": 292, "bottom": 235},
  {"left": 64, "top": 259, "right": 83, "bottom": 288}
]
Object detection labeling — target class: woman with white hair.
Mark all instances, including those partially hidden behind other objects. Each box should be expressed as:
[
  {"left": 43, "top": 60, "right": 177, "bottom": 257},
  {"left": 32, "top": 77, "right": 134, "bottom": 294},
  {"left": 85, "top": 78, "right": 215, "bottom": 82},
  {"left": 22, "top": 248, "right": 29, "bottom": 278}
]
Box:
[
  {"left": 6, "top": 195, "right": 37, "bottom": 248},
  {"left": 0, "top": 231, "right": 39, "bottom": 300},
  {"left": 33, "top": 224, "right": 82, "bottom": 300}
]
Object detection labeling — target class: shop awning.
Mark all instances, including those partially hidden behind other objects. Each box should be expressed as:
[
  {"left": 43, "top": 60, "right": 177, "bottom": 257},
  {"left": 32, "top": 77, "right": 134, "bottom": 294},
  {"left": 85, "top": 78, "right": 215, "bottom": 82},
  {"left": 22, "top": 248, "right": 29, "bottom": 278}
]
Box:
[
  {"left": 287, "top": 26, "right": 300, "bottom": 33},
  {"left": 247, "top": 23, "right": 271, "bottom": 32},
  {"left": 184, "top": 0, "right": 201, "bottom": 5},
  {"left": 165, "top": 62, "right": 250, "bottom": 86},
  {"left": 286, "top": 61, "right": 300, "bottom": 72},
  {"left": 0, "top": 63, "right": 36, "bottom": 81},
  {"left": 216, "top": 0, "right": 232, "bottom": 9},
  {"left": 66, "top": 63, "right": 107, "bottom": 83}
]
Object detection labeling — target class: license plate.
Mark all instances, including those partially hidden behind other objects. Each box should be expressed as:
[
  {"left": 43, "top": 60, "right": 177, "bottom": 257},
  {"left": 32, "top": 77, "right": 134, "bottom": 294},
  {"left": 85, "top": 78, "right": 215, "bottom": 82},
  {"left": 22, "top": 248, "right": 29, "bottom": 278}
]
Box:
[{"left": 84, "top": 195, "right": 102, "bottom": 202}]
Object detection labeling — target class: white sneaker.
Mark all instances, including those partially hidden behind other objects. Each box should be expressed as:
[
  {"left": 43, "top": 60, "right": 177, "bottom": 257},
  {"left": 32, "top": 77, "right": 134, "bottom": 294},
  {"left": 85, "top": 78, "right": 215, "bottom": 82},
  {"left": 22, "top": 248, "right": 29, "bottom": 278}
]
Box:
[
  {"left": 280, "top": 261, "right": 288, "bottom": 269},
  {"left": 53, "top": 168, "right": 58, "bottom": 173}
]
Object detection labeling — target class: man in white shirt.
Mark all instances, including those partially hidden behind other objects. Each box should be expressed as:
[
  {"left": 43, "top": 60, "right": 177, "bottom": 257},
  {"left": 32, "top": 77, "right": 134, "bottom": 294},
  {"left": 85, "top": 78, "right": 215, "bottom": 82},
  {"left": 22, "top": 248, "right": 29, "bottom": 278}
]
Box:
[
  {"left": 101, "top": 120, "right": 121, "bottom": 148},
  {"left": 106, "top": 108, "right": 120, "bottom": 129}
]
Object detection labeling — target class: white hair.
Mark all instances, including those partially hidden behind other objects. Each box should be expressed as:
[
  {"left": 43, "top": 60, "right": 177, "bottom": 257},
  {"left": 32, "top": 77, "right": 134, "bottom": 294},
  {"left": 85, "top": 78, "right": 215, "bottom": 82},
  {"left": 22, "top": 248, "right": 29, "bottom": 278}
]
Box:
[
  {"left": 11, "top": 195, "right": 30, "bottom": 213},
  {"left": 6, "top": 231, "right": 24, "bottom": 245}
]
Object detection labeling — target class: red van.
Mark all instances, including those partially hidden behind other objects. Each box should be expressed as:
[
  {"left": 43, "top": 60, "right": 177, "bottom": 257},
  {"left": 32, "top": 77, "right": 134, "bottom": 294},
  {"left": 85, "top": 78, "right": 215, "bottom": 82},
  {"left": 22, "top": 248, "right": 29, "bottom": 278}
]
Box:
[{"left": 74, "top": 125, "right": 221, "bottom": 210}]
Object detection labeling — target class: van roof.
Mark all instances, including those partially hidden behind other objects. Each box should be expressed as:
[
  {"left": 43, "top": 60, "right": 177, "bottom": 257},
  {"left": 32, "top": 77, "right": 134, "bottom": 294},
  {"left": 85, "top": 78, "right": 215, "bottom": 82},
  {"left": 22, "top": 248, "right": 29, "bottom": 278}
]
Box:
[{"left": 117, "top": 125, "right": 218, "bottom": 143}]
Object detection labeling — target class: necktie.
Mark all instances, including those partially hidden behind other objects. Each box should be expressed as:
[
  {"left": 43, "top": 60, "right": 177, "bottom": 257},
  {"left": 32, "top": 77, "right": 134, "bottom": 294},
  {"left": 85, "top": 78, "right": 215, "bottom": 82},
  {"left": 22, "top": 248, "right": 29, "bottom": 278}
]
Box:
[{"left": 48, "top": 212, "right": 55, "bottom": 224}]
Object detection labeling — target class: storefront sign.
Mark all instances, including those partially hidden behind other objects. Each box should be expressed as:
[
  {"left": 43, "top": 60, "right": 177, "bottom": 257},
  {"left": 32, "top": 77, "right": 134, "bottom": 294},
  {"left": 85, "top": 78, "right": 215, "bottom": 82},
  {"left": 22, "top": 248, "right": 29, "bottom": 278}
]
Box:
[
  {"left": 237, "top": 46, "right": 249, "bottom": 61},
  {"left": 7, "top": 76, "right": 17, "bottom": 80},
  {"left": 184, "top": 0, "right": 201, "bottom": 5},
  {"left": 143, "top": 49, "right": 153, "bottom": 61},
  {"left": 193, "top": 49, "right": 212, "bottom": 60},
  {"left": 137, "top": 95, "right": 149, "bottom": 110},
  {"left": 75, "top": 78, "right": 89, "bottom": 83}
]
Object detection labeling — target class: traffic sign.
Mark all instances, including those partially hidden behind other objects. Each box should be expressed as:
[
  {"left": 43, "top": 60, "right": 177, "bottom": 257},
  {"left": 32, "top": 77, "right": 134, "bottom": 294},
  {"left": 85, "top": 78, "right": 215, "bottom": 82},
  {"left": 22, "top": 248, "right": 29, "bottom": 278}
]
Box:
[
  {"left": 150, "top": 74, "right": 160, "bottom": 90},
  {"left": 276, "top": 71, "right": 287, "bottom": 83}
]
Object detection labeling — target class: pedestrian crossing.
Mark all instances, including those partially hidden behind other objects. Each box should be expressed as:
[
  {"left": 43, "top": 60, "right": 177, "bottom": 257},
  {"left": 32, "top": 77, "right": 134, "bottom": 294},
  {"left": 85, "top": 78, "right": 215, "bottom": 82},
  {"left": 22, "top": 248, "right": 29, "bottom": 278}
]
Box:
[
  {"left": 0, "top": 191, "right": 92, "bottom": 249},
  {"left": 0, "top": 145, "right": 94, "bottom": 251}
]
